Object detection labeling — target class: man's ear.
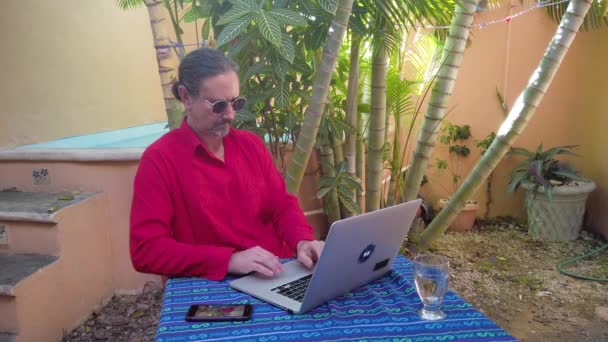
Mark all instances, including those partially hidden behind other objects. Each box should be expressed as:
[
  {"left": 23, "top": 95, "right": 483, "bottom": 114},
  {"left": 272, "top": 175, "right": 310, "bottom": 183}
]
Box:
[{"left": 178, "top": 85, "right": 194, "bottom": 110}]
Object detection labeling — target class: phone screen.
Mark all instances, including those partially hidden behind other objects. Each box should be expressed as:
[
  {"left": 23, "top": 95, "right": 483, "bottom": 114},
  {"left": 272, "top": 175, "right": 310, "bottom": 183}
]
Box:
[{"left": 186, "top": 304, "right": 252, "bottom": 322}]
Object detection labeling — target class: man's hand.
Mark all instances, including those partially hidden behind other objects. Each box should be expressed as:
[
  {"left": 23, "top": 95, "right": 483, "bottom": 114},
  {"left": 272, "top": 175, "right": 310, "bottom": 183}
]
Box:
[
  {"left": 228, "top": 246, "right": 284, "bottom": 277},
  {"left": 296, "top": 240, "right": 325, "bottom": 269}
]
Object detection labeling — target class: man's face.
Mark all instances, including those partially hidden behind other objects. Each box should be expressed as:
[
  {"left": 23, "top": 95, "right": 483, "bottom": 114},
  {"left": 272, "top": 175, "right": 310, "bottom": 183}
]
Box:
[{"left": 184, "top": 71, "right": 240, "bottom": 139}]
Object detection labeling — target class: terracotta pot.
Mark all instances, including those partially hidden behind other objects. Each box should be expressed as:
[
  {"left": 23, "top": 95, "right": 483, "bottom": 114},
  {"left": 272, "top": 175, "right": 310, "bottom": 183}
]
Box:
[{"left": 438, "top": 198, "right": 479, "bottom": 232}]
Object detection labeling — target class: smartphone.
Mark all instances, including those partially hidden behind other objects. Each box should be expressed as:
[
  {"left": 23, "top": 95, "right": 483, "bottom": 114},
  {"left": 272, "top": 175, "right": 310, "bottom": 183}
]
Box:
[{"left": 185, "top": 304, "right": 253, "bottom": 322}]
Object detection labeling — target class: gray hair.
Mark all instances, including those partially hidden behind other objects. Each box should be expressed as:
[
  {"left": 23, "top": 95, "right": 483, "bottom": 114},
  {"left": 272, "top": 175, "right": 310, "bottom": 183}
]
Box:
[{"left": 171, "top": 48, "right": 238, "bottom": 101}]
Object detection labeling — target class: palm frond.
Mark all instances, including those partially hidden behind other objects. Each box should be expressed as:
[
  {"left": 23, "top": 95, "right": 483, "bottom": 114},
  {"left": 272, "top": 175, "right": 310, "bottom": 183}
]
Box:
[
  {"left": 544, "top": 0, "right": 608, "bottom": 30},
  {"left": 360, "top": 0, "right": 456, "bottom": 33},
  {"left": 115, "top": 0, "right": 144, "bottom": 10}
]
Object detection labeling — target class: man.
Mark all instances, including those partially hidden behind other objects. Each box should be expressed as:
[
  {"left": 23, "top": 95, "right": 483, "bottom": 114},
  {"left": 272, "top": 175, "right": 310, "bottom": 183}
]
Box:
[{"left": 130, "top": 48, "right": 324, "bottom": 280}]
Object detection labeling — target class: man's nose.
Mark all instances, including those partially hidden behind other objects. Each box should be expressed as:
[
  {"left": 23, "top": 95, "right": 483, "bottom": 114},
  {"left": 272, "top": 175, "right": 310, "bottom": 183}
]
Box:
[{"left": 222, "top": 105, "right": 236, "bottom": 120}]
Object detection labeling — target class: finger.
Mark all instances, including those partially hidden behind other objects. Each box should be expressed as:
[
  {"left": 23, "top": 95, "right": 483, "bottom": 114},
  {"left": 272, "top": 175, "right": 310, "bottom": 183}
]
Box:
[
  {"left": 298, "top": 252, "right": 314, "bottom": 269},
  {"left": 253, "top": 249, "right": 284, "bottom": 274},
  {"left": 252, "top": 261, "right": 275, "bottom": 277}
]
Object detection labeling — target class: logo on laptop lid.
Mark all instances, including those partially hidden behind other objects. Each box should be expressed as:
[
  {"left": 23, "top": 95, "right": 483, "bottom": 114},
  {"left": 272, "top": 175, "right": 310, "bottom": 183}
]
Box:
[{"left": 358, "top": 244, "right": 376, "bottom": 263}]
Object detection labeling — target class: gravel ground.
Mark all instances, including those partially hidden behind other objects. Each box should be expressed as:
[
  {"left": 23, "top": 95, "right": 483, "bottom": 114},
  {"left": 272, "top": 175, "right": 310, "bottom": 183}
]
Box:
[
  {"left": 435, "top": 219, "right": 608, "bottom": 342},
  {"left": 63, "top": 220, "right": 608, "bottom": 342},
  {"left": 63, "top": 282, "right": 163, "bottom": 342}
]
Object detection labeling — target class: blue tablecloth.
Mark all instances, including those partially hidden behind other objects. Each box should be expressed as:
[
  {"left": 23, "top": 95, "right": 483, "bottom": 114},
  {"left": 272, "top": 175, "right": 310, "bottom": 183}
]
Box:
[{"left": 156, "top": 255, "right": 515, "bottom": 342}]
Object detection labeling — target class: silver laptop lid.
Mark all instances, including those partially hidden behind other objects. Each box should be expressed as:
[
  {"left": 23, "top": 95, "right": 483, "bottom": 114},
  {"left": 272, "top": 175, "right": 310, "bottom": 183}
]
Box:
[
  {"left": 229, "top": 199, "right": 421, "bottom": 314},
  {"left": 298, "top": 199, "right": 421, "bottom": 313}
]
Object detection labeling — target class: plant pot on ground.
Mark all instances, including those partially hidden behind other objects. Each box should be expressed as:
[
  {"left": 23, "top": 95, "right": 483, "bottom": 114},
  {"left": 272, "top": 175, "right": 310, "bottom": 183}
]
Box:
[
  {"left": 438, "top": 198, "right": 479, "bottom": 232},
  {"left": 521, "top": 181, "right": 596, "bottom": 240},
  {"left": 508, "top": 144, "right": 596, "bottom": 241},
  {"left": 434, "top": 122, "right": 479, "bottom": 232}
]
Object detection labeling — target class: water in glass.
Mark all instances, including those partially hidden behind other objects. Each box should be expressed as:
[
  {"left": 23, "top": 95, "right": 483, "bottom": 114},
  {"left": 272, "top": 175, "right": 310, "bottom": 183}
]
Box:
[{"left": 413, "top": 254, "right": 450, "bottom": 320}]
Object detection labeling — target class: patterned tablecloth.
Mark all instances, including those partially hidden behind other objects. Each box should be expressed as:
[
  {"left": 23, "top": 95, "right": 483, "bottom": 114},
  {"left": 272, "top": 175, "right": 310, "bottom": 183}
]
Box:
[{"left": 156, "top": 255, "right": 516, "bottom": 342}]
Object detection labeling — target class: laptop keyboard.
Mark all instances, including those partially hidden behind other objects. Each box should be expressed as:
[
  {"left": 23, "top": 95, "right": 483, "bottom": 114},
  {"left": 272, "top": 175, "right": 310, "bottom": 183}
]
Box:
[{"left": 270, "top": 274, "right": 313, "bottom": 302}]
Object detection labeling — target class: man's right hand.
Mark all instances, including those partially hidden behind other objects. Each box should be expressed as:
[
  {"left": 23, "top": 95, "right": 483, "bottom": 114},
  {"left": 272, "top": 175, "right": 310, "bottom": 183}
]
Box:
[{"left": 227, "top": 246, "right": 284, "bottom": 277}]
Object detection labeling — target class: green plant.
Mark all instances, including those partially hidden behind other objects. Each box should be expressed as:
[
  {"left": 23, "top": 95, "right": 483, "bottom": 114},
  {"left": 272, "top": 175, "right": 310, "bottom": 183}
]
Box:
[
  {"left": 317, "top": 161, "right": 362, "bottom": 218},
  {"left": 507, "top": 144, "right": 589, "bottom": 201},
  {"left": 435, "top": 122, "right": 472, "bottom": 195},
  {"left": 475, "top": 131, "right": 496, "bottom": 218}
]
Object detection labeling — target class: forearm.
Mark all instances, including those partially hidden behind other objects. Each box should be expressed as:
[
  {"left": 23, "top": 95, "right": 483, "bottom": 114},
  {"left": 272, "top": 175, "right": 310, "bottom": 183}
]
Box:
[{"left": 130, "top": 232, "right": 234, "bottom": 280}]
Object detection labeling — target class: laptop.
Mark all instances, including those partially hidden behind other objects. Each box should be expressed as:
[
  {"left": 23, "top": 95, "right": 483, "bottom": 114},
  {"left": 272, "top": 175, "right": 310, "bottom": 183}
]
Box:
[{"left": 229, "top": 199, "right": 421, "bottom": 314}]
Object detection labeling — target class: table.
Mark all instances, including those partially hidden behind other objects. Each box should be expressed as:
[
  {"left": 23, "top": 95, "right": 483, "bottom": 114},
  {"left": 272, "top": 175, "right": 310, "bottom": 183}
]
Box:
[{"left": 156, "top": 256, "right": 516, "bottom": 341}]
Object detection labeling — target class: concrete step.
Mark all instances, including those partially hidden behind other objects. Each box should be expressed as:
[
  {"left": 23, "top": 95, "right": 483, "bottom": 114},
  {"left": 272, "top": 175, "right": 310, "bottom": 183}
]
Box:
[
  {"left": 0, "top": 191, "right": 93, "bottom": 255},
  {"left": 0, "top": 254, "right": 58, "bottom": 296},
  {"left": 0, "top": 192, "right": 114, "bottom": 342},
  {"left": 0, "top": 254, "right": 58, "bottom": 334}
]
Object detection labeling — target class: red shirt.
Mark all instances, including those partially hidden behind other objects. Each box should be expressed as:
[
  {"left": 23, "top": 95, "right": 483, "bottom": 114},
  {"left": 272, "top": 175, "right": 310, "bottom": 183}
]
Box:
[{"left": 130, "top": 120, "right": 314, "bottom": 280}]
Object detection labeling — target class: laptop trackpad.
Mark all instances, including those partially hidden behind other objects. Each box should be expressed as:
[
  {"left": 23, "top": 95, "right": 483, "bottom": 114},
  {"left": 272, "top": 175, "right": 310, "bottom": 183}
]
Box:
[{"left": 230, "top": 260, "right": 312, "bottom": 289}]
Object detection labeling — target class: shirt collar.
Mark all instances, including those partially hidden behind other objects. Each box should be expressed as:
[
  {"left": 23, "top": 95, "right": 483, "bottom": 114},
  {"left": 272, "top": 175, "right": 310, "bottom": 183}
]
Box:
[{"left": 178, "top": 116, "right": 234, "bottom": 155}]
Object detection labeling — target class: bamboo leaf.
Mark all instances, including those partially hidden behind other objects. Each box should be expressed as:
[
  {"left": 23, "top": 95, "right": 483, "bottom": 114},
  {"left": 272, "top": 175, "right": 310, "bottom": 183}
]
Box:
[
  {"left": 268, "top": 8, "right": 308, "bottom": 26},
  {"left": 318, "top": 0, "right": 338, "bottom": 14},
  {"left": 183, "top": 6, "right": 205, "bottom": 23},
  {"left": 383, "top": 142, "right": 391, "bottom": 162},
  {"left": 338, "top": 188, "right": 360, "bottom": 214},
  {"left": 229, "top": 0, "right": 259, "bottom": 10},
  {"left": 349, "top": 15, "right": 367, "bottom": 36},
  {"left": 293, "top": 54, "right": 312, "bottom": 74},
  {"left": 256, "top": 12, "right": 283, "bottom": 46},
  {"left": 216, "top": 15, "right": 253, "bottom": 47},
  {"left": 305, "top": 23, "right": 329, "bottom": 50},
  {"left": 243, "top": 60, "right": 269, "bottom": 81},
  {"left": 337, "top": 184, "right": 354, "bottom": 199},
  {"left": 217, "top": 5, "right": 252, "bottom": 25},
  {"left": 274, "top": 80, "right": 290, "bottom": 109},
  {"left": 335, "top": 160, "right": 347, "bottom": 174},
  {"left": 228, "top": 32, "right": 253, "bottom": 57},
  {"left": 270, "top": 52, "right": 289, "bottom": 79},
  {"left": 275, "top": 33, "right": 296, "bottom": 63},
  {"left": 316, "top": 186, "right": 333, "bottom": 199},
  {"left": 322, "top": 194, "right": 336, "bottom": 217},
  {"left": 341, "top": 176, "right": 363, "bottom": 191},
  {"left": 318, "top": 175, "right": 336, "bottom": 187},
  {"left": 115, "top": 0, "right": 144, "bottom": 10}
]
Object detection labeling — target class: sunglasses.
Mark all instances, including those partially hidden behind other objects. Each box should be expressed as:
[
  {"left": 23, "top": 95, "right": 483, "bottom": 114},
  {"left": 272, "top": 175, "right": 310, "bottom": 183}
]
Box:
[{"left": 203, "top": 97, "right": 247, "bottom": 114}]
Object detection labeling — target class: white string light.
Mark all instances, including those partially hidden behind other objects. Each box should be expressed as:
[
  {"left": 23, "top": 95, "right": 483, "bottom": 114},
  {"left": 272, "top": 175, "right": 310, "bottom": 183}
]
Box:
[{"left": 161, "top": 0, "right": 571, "bottom": 49}]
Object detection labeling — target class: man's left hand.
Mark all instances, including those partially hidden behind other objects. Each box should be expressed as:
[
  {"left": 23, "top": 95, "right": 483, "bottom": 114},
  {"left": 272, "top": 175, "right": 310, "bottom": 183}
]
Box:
[{"left": 296, "top": 240, "right": 325, "bottom": 269}]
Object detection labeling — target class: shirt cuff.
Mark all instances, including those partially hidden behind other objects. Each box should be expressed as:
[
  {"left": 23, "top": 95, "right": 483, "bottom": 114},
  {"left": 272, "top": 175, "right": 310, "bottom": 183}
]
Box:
[{"left": 201, "top": 246, "right": 235, "bottom": 281}]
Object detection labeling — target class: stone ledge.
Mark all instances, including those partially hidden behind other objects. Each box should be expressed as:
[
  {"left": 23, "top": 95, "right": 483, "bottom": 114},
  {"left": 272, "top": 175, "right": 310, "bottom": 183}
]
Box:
[
  {"left": 0, "top": 148, "right": 144, "bottom": 162},
  {"left": 0, "top": 191, "right": 97, "bottom": 223}
]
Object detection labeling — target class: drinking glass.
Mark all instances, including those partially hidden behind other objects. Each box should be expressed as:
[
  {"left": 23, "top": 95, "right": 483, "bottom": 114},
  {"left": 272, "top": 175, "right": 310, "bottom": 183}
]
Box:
[{"left": 413, "top": 254, "right": 450, "bottom": 321}]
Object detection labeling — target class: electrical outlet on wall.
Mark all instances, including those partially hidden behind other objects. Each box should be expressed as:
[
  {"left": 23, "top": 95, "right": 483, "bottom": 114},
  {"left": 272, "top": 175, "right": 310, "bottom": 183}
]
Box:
[
  {"left": 0, "top": 224, "right": 8, "bottom": 246},
  {"left": 33, "top": 168, "right": 50, "bottom": 185}
]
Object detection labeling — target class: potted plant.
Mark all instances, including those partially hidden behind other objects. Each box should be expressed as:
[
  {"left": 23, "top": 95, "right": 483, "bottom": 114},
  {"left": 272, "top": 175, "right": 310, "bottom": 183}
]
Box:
[
  {"left": 508, "top": 144, "right": 596, "bottom": 240},
  {"left": 435, "top": 122, "right": 479, "bottom": 232}
]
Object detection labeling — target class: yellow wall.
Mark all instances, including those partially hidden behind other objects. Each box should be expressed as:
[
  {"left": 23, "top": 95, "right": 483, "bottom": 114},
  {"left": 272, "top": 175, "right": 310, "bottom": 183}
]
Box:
[
  {"left": 577, "top": 30, "right": 608, "bottom": 236},
  {"left": 0, "top": 0, "right": 166, "bottom": 148},
  {"left": 420, "top": 6, "right": 608, "bottom": 237}
]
